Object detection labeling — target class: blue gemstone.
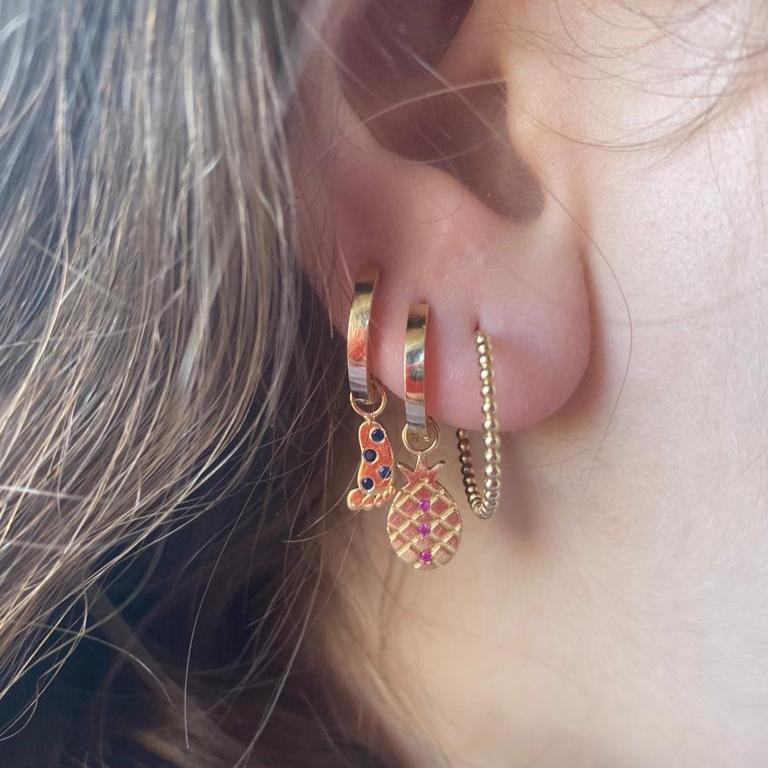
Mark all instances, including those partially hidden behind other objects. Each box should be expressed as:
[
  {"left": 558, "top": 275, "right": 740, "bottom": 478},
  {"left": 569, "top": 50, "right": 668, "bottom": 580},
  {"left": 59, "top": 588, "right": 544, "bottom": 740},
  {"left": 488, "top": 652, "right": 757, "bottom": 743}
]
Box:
[
  {"left": 361, "top": 477, "right": 374, "bottom": 491},
  {"left": 363, "top": 448, "right": 377, "bottom": 463},
  {"left": 371, "top": 428, "right": 385, "bottom": 443},
  {"left": 378, "top": 465, "right": 391, "bottom": 480}
]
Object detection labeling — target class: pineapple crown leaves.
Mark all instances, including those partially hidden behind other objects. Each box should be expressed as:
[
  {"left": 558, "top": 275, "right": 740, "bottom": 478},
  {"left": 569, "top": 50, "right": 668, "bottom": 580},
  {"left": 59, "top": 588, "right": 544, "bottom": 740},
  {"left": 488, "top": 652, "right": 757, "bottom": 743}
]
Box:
[{"left": 396, "top": 454, "right": 445, "bottom": 485}]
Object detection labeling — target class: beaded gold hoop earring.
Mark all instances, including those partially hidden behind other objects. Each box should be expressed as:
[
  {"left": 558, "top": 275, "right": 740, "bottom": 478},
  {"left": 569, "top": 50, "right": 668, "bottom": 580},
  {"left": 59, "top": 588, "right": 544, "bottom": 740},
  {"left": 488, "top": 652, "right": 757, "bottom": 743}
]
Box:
[
  {"left": 456, "top": 330, "right": 502, "bottom": 519},
  {"left": 387, "top": 304, "right": 462, "bottom": 570},
  {"left": 346, "top": 268, "right": 396, "bottom": 511}
]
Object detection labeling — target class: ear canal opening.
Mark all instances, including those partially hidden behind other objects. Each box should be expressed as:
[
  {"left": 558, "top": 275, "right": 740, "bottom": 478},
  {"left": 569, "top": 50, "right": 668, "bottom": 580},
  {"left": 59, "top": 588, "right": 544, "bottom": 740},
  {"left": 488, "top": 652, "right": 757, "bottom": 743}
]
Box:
[{"left": 335, "top": 0, "right": 545, "bottom": 222}]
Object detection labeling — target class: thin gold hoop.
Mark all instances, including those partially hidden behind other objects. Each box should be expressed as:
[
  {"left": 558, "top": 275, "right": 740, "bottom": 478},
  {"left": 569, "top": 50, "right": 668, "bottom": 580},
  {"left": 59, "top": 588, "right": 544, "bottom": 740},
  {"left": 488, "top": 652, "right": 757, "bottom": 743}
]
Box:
[{"left": 456, "top": 330, "right": 501, "bottom": 520}]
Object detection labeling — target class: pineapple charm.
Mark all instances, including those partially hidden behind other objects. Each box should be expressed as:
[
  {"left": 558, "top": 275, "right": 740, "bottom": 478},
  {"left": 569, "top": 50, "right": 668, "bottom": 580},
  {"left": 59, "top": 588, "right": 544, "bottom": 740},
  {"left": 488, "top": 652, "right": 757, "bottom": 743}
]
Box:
[
  {"left": 388, "top": 301, "right": 462, "bottom": 570},
  {"left": 388, "top": 452, "right": 462, "bottom": 570}
]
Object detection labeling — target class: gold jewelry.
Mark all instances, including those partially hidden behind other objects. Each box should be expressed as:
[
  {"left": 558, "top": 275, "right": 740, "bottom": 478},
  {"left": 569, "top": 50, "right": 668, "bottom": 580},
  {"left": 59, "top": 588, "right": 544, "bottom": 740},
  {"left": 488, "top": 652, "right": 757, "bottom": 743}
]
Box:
[
  {"left": 387, "top": 303, "right": 462, "bottom": 569},
  {"left": 346, "top": 268, "right": 396, "bottom": 511},
  {"left": 456, "top": 330, "right": 501, "bottom": 520}
]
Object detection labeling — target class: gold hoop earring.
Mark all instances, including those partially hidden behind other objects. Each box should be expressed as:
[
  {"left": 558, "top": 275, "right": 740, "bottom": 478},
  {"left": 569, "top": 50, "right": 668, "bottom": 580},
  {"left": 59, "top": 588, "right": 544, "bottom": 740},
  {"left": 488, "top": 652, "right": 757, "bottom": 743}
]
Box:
[
  {"left": 387, "top": 303, "right": 462, "bottom": 570},
  {"left": 456, "top": 330, "right": 502, "bottom": 519},
  {"left": 346, "top": 268, "right": 396, "bottom": 511}
]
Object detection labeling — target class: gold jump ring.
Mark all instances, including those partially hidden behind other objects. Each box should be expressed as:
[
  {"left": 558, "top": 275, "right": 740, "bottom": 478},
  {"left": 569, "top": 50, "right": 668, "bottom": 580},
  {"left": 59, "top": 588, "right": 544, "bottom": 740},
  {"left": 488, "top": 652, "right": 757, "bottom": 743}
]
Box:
[
  {"left": 349, "top": 382, "right": 387, "bottom": 420},
  {"left": 456, "top": 330, "right": 501, "bottom": 520},
  {"left": 402, "top": 416, "right": 440, "bottom": 455}
]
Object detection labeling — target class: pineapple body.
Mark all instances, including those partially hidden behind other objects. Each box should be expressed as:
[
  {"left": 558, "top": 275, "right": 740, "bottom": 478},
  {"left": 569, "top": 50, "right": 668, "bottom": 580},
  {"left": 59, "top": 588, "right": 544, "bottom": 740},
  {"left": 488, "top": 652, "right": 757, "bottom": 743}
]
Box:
[{"left": 387, "top": 455, "right": 462, "bottom": 569}]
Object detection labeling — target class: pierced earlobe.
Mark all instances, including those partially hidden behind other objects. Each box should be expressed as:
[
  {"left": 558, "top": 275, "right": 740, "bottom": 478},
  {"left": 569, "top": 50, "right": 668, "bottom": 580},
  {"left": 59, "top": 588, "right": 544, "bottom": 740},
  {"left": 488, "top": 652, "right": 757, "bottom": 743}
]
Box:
[{"left": 301, "top": 0, "right": 591, "bottom": 433}]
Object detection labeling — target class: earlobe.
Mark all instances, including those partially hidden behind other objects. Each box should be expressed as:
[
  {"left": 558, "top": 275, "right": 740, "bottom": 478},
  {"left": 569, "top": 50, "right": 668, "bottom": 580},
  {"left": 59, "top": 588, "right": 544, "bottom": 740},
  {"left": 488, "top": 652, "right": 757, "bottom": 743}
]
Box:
[{"left": 297, "top": 2, "right": 591, "bottom": 432}]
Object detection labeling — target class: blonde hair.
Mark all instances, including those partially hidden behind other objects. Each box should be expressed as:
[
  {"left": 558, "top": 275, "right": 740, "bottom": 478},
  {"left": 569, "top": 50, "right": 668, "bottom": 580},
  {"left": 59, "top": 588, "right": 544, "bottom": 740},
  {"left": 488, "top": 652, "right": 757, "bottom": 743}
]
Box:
[{"left": 0, "top": 2, "right": 358, "bottom": 765}]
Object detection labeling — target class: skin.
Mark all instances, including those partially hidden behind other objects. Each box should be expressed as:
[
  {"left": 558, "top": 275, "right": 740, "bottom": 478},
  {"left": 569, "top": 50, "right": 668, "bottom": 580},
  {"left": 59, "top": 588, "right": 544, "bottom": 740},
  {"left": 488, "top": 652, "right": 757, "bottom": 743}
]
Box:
[{"left": 299, "top": 1, "right": 768, "bottom": 765}]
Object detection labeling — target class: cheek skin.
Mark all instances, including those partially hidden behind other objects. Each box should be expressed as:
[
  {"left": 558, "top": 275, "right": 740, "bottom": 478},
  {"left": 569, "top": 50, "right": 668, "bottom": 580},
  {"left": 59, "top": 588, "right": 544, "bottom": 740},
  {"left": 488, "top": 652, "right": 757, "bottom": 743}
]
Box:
[
  {"left": 557, "top": 97, "right": 768, "bottom": 764},
  {"left": 502, "top": 6, "right": 768, "bottom": 761},
  {"left": 333, "top": 8, "right": 768, "bottom": 768}
]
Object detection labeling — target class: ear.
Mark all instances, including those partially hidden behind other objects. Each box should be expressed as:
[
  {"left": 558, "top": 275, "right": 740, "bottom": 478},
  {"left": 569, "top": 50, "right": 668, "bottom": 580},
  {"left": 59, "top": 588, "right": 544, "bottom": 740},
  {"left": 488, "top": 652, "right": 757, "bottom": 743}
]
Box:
[{"left": 296, "top": 0, "right": 590, "bottom": 431}]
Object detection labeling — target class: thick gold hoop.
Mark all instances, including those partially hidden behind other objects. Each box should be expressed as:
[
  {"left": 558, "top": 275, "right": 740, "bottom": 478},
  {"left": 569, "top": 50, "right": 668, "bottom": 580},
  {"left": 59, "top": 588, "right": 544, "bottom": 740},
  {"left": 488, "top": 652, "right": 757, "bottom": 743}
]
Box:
[
  {"left": 404, "top": 302, "right": 429, "bottom": 436},
  {"left": 456, "top": 330, "right": 502, "bottom": 520},
  {"left": 347, "top": 267, "right": 379, "bottom": 402}
]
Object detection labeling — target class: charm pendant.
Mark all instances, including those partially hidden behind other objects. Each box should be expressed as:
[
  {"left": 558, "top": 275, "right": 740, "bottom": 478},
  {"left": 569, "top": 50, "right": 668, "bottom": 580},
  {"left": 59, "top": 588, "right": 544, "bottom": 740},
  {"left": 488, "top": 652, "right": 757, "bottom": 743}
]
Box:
[
  {"left": 346, "top": 267, "right": 395, "bottom": 511},
  {"left": 347, "top": 414, "right": 395, "bottom": 511},
  {"left": 388, "top": 453, "right": 462, "bottom": 570},
  {"left": 389, "top": 302, "right": 462, "bottom": 570}
]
